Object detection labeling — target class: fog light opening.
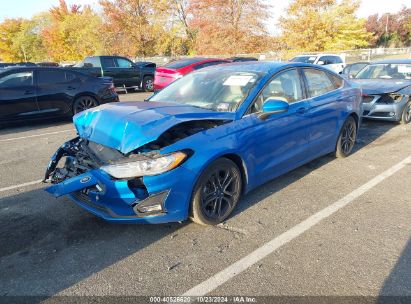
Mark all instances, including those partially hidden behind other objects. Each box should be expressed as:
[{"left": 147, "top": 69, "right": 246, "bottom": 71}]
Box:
[
  {"left": 389, "top": 112, "right": 395, "bottom": 117},
  {"left": 138, "top": 204, "right": 163, "bottom": 213}
]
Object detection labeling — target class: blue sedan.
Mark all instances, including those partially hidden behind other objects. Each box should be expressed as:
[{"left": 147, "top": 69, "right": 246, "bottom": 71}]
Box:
[{"left": 44, "top": 62, "right": 362, "bottom": 225}]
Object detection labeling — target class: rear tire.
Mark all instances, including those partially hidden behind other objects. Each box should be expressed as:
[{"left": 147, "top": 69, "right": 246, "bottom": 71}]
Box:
[
  {"left": 400, "top": 100, "right": 411, "bottom": 124},
  {"left": 142, "top": 76, "right": 154, "bottom": 92},
  {"left": 335, "top": 116, "right": 357, "bottom": 158},
  {"left": 190, "top": 158, "right": 242, "bottom": 226},
  {"left": 72, "top": 96, "right": 98, "bottom": 115}
]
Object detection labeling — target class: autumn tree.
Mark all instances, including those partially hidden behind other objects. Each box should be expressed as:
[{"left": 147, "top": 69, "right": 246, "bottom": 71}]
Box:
[
  {"left": 42, "top": 0, "right": 102, "bottom": 61},
  {"left": 188, "top": 0, "right": 272, "bottom": 55},
  {"left": 0, "top": 17, "right": 47, "bottom": 62},
  {"left": 279, "top": 0, "right": 371, "bottom": 52},
  {"left": 366, "top": 7, "right": 411, "bottom": 47}
]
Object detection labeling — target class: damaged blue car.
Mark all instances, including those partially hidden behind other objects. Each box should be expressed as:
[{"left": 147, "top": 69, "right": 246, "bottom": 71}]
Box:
[{"left": 44, "top": 62, "right": 362, "bottom": 225}]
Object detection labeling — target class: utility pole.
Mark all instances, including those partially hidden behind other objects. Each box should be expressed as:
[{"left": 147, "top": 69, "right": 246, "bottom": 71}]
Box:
[{"left": 384, "top": 14, "right": 389, "bottom": 49}]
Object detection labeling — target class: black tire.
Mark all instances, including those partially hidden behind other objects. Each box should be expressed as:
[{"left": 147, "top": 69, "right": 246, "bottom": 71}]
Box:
[
  {"left": 335, "top": 116, "right": 357, "bottom": 158},
  {"left": 72, "top": 96, "right": 98, "bottom": 115},
  {"left": 400, "top": 100, "right": 411, "bottom": 124},
  {"left": 190, "top": 158, "right": 242, "bottom": 226},
  {"left": 142, "top": 76, "right": 154, "bottom": 92}
]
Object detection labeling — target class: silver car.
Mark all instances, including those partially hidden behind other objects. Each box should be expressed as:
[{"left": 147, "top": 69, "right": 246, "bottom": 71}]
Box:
[{"left": 351, "top": 59, "right": 411, "bottom": 124}]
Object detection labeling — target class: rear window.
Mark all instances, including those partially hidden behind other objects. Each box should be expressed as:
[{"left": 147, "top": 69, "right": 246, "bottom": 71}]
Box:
[{"left": 164, "top": 58, "right": 205, "bottom": 69}]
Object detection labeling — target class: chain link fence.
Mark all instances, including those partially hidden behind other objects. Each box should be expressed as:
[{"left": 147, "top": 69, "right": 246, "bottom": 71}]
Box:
[{"left": 136, "top": 47, "right": 411, "bottom": 66}]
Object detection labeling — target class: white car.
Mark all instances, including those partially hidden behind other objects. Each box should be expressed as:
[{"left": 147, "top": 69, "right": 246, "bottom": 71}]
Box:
[{"left": 290, "top": 54, "right": 346, "bottom": 74}]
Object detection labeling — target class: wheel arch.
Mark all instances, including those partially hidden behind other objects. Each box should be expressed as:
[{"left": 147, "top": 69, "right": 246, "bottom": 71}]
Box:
[{"left": 72, "top": 93, "right": 100, "bottom": 115}]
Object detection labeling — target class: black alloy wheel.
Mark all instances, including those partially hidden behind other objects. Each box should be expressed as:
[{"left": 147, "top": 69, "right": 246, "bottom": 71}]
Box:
[
  {"left": 335, "top": 116, "right": 357, "bottom": 158},
  {"left": 73, "top": 96, "right": 98, "bottom": 115},
  {"left": 191, "top": 158, "right": 242, "bottom": 225}
]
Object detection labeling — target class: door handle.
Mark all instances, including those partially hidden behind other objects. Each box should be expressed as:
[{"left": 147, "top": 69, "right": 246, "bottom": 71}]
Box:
[
  {"left": 67, "top": 86, "right": 76, "bottom": 90},
  {"left": 297, "top": 107, "right": 306, "bottom": 114},
  {"left": 24, "top": 90, "right": 34, "bottom": 95}
]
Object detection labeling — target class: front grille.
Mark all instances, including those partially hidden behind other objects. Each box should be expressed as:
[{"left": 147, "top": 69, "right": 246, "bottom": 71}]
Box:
[
  {"left": 370, "top": 112, "right": 392, "bottom": 117},
  {"left": 72, "top": 191, "right": 108, "bottom": 213}
]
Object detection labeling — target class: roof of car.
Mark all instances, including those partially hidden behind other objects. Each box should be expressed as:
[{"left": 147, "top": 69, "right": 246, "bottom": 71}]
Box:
[
  {"left": 372, "top": 59, "right": 411, "bottom": 64},
  {"left": 201, "top": 61, "right": 319, "bottom": 73},
  {"left": 294, "top": 54, "right": 342, "bottom": 57}
]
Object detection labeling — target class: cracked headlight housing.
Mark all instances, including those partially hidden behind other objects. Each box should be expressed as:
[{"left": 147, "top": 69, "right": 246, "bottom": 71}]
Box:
[{"left": 101, "top": 151, "right": 186, "bottom": 179}]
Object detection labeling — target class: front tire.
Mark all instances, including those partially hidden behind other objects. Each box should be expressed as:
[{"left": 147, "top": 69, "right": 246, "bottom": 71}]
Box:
[
  {"left": 142, "top": 76, "right": 154, "bottom": 92},
  {"left": 335, "top": 116, "right": 357, "bottom": 158},
  {"left": 400, "top": 100, "right": 411, "bottom": 124},
  {"left": 73, "top": 96, "right": 98, "bottom": 115},
  {"left": 190, "top": 158, "right": 242, "bottom": 226}
]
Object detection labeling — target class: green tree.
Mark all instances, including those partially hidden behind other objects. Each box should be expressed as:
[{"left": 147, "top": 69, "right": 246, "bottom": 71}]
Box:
[{"left": 280, "top": 0, "right": 371, "bottom": 52}]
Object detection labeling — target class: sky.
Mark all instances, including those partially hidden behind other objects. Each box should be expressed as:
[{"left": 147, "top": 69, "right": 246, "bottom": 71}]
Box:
[{"left": 0, "top": 0, "right": 409, "bottom": 26}]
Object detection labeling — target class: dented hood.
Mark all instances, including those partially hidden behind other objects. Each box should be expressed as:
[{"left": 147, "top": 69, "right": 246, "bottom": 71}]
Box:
[
  {"left": 73, "top": 101, "right": 234, "bottom": 154},
  {"left": 351, "top": 79, "right": 411, "bottom": 95}
]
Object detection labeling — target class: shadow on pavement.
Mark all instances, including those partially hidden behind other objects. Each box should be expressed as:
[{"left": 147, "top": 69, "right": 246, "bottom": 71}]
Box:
[
  {"left": 0, "top": 188, "right": 184, "bottom": 298},
  {"left": 378, "top": 238, "right": 411, "bottom": 303}
]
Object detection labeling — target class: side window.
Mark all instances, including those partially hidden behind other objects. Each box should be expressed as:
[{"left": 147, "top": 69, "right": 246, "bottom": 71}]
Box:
[
  {"left": 84, "top": 57, "right": 101, "bottom": 68},
  {"left": 250, "top": 69, "right": 303, "bottom": 114},
  {"left": 331, "top": 56, "right": 343, "bottom": 64},
  {"left": 101, "top": 58, "right": 116, "bottom": 68},
  {"left": 327, "top": 72, "right": 343, "bottom": 89},
  {"left": 65, "top": 72, "right": 79, "bottom": 82},
  {"left": 303, "top": 68, "right": 336, "bottom": 97},
  {"left": 38, "top": 70, "right": 67, "bottom": 85},
  {"left": 319, "top": 56, "right": 332, "bottom": 65},
  {"left": 116, "top": 58, "right": 133, "bottom": 68},
  {"left": 0, "top": 71, "right": 33, "bottom": 88}
]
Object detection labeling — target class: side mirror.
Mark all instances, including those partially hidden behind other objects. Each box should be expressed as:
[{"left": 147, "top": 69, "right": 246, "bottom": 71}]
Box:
[
  {"left": 259, "top": 99, "right": 289, "bottom": 120},
  {"left": 317, "top": 60, "right": 325, "bottom": 65}
]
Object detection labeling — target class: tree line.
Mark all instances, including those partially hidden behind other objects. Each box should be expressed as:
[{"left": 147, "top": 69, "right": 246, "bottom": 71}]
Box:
[{"left": 0, "top": 0, "right": 409, "bottom": 63}]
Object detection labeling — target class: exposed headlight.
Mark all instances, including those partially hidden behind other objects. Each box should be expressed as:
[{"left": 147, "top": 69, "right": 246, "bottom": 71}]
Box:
[
  {"left": 389, "top": 94, "right": 404, "bottom": 103},
  {"left": 100, "top": 151, "right": 186, "bottom": 179}
]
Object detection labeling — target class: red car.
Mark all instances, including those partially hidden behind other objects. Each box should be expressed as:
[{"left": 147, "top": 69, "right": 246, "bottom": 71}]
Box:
[{"left": 154, "top": 57, "right": 230, "bottom": 91}]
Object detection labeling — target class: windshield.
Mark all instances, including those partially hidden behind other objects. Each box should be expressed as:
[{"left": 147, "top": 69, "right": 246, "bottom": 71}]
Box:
[
  {"left": 149, "top": 69, "right": 262, "bottom": 112},
  {"left": 290, "top": 56, "right": 317, "bottom": 64},
  {"left": 355, "top": 63, "right": 411, "bottom": 80}
]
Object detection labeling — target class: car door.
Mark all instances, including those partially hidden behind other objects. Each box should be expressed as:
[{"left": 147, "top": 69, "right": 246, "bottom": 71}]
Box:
[
  {"left": 302, "top": 68, "right": 343, "bottom": 157},
  {"left": 36, "top": 69, "right": 76, "bottom": 116},
  {"left": 0, "top": 69, "right": 38, "bottom": 121},
  {"left": 115, "top": 57, "right": 140, "bottom": 88},
  {"left": 242, "top": 68, "right": 311, "bottom": 187}
]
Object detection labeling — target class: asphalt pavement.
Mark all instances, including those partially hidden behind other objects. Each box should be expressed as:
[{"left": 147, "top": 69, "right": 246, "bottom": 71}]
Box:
[{"left": 0, "top": 92, "right": 410, "bottom": 303}]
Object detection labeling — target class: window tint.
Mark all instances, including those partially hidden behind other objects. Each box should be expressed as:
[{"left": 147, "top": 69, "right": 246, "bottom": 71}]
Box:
[
  {"left": 38, "top": 70, "right": 67, "bottom": 85},
  {"left": 319, "top": 56, "right": 342, "bottom": 65},
  {"left": 101, "top": 58, "right": 116, "bottom": 68},
  {"left": 116, "top": 58, "right": 133, "bottom": 68},
  {"left": 327, "top": 72, "right": 343, "bottom": 89},
  {"left": 303, "top": 68, "right": 336, "bottom": 97},
  {"left": 193, "top": 61, "right": 226, "bottom": 70},
  {"left": 65, "top": 72, "right": 78, "bottom": 82},
  {"left": 164, "top": 58, "right": 205, "bottom": 69},
  {"left": 84, "top": 57, "right": 101, "bottom": 68},
  {"left": 0, "top": 71, "right": 33, "bottom": 88}
]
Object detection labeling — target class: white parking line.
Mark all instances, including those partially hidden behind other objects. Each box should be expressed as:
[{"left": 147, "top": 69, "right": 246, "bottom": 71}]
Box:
[
  {"left": 183, "top": 155, "right": 411, "bottom": 297},
  {"left": 0, "top": 179, "right": 44, "bottom": 193},
  {"left": 0, "top": 129, "right": 75, "bottom": 142}
]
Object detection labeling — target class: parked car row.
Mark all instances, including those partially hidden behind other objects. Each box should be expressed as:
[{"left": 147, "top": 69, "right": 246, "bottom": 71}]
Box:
[{"left": 0, "top": 67, "right": 119, "bottom": 123}]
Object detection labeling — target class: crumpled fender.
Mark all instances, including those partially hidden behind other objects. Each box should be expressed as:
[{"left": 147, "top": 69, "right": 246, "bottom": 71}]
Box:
[{"left": 45, "top": 171, "right": 99, "bottom": 198}]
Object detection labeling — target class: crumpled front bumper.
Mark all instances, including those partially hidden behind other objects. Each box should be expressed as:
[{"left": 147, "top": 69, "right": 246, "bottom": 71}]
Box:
[
  {"left": 362, "top": 95, "right": 407, "bottom": 121},
  {"left": 44, "top": 156, "right": 196, "bottom": 224}
]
